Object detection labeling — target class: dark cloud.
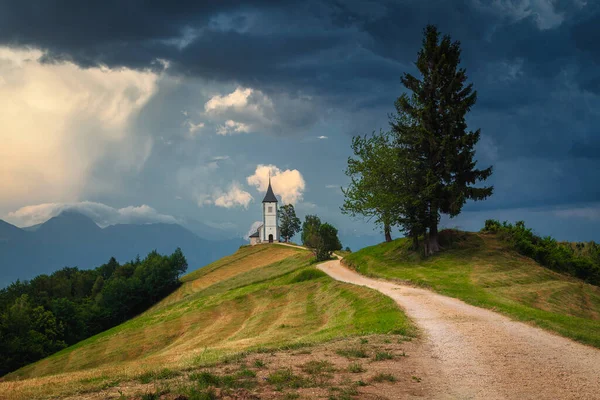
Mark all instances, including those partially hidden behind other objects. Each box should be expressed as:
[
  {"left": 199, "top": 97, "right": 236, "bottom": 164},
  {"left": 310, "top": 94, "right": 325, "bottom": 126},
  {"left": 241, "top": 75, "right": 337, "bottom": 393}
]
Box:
[{"left": 1, "top": 0, "right": 600, "bottom": 236}]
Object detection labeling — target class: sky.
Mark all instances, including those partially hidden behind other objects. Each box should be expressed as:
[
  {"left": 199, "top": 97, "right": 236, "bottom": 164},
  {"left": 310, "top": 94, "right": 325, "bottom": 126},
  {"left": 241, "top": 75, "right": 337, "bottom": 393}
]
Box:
[{"left": 0, "top": 0, "right": 599, "bottom": 247}]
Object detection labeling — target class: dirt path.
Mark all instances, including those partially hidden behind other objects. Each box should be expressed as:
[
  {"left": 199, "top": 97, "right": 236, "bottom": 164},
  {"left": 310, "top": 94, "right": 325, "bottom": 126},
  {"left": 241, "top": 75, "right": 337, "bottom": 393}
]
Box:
[{"left": 318, "top": 259, "right": 600, "bottom": 400}]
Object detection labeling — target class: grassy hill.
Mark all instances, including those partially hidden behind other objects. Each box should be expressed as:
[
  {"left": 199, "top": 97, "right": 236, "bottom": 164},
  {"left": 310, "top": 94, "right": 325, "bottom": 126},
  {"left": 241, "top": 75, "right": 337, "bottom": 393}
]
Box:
[
  {"left": 344, "top": 230, "right": 600, "bottom": 348},
  {"left": 2, "top": 244, "right": 414, "bottom": 400}
]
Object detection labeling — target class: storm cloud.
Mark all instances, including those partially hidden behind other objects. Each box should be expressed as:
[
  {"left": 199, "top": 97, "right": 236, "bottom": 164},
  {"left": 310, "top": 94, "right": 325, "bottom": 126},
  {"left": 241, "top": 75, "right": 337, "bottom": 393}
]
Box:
[{"left": 0, "top": 0, "right": 599, "bottom": 243}]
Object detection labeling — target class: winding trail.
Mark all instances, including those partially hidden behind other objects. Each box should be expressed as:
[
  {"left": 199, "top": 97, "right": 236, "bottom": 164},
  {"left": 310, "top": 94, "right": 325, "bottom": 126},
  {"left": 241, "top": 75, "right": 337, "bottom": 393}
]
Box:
[{"left": 317, "top": 258, "right": 600, "bottom": 400}]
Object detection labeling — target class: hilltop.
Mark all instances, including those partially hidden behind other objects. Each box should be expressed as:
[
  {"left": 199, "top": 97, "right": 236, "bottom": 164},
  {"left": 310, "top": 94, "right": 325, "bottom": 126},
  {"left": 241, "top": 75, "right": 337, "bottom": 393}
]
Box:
[
  {"left": 344, "top": 230, "right": 600, "bottom": 347},
  {"left": 2, "top": 244, "right": 415, "bottom": 400}
]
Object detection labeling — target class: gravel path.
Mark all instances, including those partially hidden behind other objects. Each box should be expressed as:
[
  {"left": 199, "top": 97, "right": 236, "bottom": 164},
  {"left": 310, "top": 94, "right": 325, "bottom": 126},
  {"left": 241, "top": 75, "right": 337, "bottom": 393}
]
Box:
[{"left": 318, "top": 259, "right": 600, "bottom": 400}]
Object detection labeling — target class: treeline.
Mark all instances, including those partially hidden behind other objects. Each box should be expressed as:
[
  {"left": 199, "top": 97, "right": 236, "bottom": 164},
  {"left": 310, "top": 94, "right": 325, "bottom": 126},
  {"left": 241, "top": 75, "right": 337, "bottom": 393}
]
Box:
[
  {"left": 342, "top": 25, "right": 493, "bottom": 255},
  {"left": 0, "top": 248, "right": 187, "bottom": 376},
  {"left": 482, "top": 220, "right": 600, "bottom": 286}
]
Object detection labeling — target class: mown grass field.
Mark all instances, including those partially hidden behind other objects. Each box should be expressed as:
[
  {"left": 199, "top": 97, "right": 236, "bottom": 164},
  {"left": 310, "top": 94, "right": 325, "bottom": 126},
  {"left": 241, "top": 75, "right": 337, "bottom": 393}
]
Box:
[
  {"left": 344, "top": 231, "right": 600, "bottom": 348},
  {"left": 1, "top": 244, "right": 414, "bottom": 400}
]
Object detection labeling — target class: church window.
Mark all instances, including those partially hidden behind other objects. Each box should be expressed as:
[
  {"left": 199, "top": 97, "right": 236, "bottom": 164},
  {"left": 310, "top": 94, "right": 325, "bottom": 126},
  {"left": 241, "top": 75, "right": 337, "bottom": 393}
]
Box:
[{"left": 268, "top": 206, "right": 273, "bottom": 213}]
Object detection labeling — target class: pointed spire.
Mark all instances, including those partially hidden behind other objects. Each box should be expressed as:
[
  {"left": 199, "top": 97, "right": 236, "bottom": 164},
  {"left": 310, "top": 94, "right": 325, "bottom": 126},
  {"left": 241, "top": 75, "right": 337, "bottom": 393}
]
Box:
[{"left": 262, "top": 174, "right": 278, "bottom": 203}]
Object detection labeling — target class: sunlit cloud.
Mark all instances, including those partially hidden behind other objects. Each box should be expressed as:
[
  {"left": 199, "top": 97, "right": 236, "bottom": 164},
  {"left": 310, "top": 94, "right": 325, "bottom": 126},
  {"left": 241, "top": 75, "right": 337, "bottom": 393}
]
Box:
[{"left": 247, "top": 164, "right": 306, "bottom": 204}]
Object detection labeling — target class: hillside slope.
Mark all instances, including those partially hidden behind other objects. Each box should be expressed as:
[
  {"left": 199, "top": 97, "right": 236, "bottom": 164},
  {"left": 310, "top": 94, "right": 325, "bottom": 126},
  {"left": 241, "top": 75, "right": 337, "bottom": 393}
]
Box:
[
  {"left": 344, "top": 231, "right": 600, "bottom": 347},
  {"left": 2, "top": 244, "right": 413, "bottom": 399}
]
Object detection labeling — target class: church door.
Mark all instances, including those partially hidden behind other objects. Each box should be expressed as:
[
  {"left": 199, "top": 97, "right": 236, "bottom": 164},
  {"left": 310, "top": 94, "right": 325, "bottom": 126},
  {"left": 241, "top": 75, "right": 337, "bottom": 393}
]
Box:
[{"left": 268, "top": 234, "right": 273, "bottom": 243}]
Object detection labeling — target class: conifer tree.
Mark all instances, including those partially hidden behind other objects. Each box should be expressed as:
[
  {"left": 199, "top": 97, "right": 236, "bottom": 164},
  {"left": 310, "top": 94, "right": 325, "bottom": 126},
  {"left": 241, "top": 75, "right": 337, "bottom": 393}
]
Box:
[{"left": 391, "top": 25, "right": 493, "bottom": 254}]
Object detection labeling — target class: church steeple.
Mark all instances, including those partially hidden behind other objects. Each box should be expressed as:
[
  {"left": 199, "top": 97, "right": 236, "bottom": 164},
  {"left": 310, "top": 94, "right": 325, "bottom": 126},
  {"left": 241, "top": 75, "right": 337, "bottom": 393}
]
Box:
[{"left": 262, "top": 175, "right": 278, "bottom": 203}]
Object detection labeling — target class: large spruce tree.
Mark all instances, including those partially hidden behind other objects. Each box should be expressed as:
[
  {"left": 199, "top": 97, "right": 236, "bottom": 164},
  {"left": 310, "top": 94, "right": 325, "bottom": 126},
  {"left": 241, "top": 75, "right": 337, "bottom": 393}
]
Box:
[{"left": 391, "top": 25, "right": 493, "bottom": 254}]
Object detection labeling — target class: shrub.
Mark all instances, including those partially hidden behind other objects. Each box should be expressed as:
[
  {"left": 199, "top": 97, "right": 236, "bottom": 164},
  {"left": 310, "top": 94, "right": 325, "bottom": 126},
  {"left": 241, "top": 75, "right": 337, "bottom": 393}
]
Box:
[{"left": 481, "top": 220, "right": 600, "bottom": 286}]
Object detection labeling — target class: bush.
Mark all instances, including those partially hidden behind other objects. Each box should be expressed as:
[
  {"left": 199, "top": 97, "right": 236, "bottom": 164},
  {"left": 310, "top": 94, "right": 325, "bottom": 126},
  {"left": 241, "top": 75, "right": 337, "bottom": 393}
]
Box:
[{"left": 481, "top": 220, "right": 600, "bottom": 286}]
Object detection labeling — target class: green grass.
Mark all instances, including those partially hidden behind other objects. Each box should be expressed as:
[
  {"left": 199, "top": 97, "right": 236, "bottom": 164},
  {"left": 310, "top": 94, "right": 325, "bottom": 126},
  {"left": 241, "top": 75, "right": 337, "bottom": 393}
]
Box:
[
  {"left": 266, "top": 368, "right": 308, "bottom": 390},
  {"left": 374, "top": 351, "right": 394, "bottom": 361},
  {"left": 344, "top": 231, "right": 600, "bottom": 348},
  {"left": 371, "top": 373, "right": 396, "bottom": 383},
  {"left": 347, "top": 363, "right": 365, "bottom": 373},
  {"left": 3, "top": 244, "right": 414, "bottom": 400},
  {"left": 335, "top": 347, "right": 369, "bottom": 359}
]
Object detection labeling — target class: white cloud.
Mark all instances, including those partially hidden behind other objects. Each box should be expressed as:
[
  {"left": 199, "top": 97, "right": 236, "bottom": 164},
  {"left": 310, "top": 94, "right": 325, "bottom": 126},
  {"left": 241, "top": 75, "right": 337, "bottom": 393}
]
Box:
[
  {"left": 246, "top": 220, "right": 263, "bottom": 240},
  {"left": 318, "top": 136, "right": 328, "bottom": 139},
  {"left": 212, "top": 182, "right": 254, "bottom": 208},
  {"left": 205, "top": 87, "right": 256, "bottom": 113},
  {"left": 216, "top": 120, "right": 252, "bottom": 135},
  {"left": 4, "top": 201, "right": 179, "bottom": 228},
  {"left": 203, "top": 86, "right": 319, "bottom": 136},
  {"left": 0, "top": 46, "right": 159, "bottom": 209},
  {"left": 247, "top": 164, "right": 306, "bottom": 204},
  {"left": 186, "top": 120, "right": 205, "bottom": 135}
]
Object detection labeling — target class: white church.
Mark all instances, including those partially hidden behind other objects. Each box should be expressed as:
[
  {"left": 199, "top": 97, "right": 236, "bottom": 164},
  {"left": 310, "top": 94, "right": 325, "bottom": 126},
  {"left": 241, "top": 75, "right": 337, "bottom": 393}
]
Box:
[{"left": 249, "top": 177, "right": 280, "bottom": 245}]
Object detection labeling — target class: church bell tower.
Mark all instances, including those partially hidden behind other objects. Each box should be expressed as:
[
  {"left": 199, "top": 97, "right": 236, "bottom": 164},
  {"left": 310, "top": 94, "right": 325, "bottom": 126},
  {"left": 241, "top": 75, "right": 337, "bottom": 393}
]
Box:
[{"left": 262, "top": 176, "right": 279, "bottom": 243}]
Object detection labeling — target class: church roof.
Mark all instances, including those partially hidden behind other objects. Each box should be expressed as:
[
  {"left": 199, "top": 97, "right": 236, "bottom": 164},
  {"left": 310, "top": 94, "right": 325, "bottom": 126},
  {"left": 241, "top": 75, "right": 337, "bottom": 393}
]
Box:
[
  {"left": 249, "top": 230, "right": 260, "bottom": 238},
  {"left": 262, "top": 179, "right": 278, "bottom": 203}
]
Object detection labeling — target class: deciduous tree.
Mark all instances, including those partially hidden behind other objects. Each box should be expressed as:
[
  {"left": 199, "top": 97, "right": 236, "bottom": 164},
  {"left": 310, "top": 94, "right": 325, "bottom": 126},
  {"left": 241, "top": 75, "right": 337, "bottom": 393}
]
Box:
[{"left": 279, "top": 204, "right": 301, "bottom": 242}]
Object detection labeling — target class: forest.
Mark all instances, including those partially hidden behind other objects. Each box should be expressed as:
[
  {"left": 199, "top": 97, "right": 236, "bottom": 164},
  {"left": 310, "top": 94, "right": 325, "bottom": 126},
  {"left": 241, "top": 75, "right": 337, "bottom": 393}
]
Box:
[{"left": 0, "top": 248, "right": 188, "bottom": 376}]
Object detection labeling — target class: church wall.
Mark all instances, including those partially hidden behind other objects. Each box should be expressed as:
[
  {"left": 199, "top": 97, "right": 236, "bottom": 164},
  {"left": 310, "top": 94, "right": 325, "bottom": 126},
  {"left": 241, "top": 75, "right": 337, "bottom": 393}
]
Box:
[{"left": 262, "top": 201, "right": 279, "bottom": 242}]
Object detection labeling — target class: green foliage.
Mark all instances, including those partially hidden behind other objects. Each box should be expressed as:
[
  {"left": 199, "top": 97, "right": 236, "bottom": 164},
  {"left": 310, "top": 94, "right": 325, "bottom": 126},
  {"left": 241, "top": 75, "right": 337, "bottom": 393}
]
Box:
[
  {"left": 301, "top": 215, "right": 342, "bottom": 261},
  {"left": 279, "top": 204, "right": 302, "bottom": 242},
  {"left": 482, "top": 220, "right": 600, "bottom": 286},
  {"left": 343, "top": 25, "right": 493, "bottom": 254},
  {"left": 342, "top": 131, "right": 399, "bottom": 242},
  {"left": 301, "top": 215, "right": 321, "bottom": 248},
  {"left": 0, "top": 248, "right": 188, "bottom": 376},
  {"left": 0, "top": 295, "right": 66, "bottom": 375},
  {"left": 391, "top": 25, "right": 493, "bottom": 254}
]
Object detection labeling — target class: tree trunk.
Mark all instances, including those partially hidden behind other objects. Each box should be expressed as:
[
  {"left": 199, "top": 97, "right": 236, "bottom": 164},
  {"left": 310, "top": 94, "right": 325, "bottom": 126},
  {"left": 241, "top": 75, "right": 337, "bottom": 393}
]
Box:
[
  {"left": 426, "top": 223, "right": 441, "bottom": 255},
  {"left": 412, "top": 234, "right": 419, "bottom": 251},
  {"left": 384, "top": 223, "right": 392, "bottom": 242}
]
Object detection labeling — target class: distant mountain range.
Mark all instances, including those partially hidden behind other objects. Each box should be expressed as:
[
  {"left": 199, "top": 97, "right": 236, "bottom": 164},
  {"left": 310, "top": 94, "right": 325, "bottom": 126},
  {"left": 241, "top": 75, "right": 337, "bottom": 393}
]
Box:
[{"left": 0, "top": 211, "right": 245, "bottom": 288}]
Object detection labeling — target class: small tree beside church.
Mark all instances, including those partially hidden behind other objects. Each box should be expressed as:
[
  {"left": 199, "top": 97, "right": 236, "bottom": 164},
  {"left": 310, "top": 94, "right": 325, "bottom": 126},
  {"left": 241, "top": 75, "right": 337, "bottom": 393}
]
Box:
[
  {"left": 301, "top": 215, "right": 342, "bottom": 261},
  {"left": 279, "top": 204, "right": 301, "bottom": 242}
]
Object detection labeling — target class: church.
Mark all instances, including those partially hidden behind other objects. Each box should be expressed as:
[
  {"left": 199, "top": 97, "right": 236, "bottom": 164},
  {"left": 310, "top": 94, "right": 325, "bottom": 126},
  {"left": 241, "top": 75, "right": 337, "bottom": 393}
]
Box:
[{"left": 249, "top": 177, "right": 280, "bottom": 245}]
